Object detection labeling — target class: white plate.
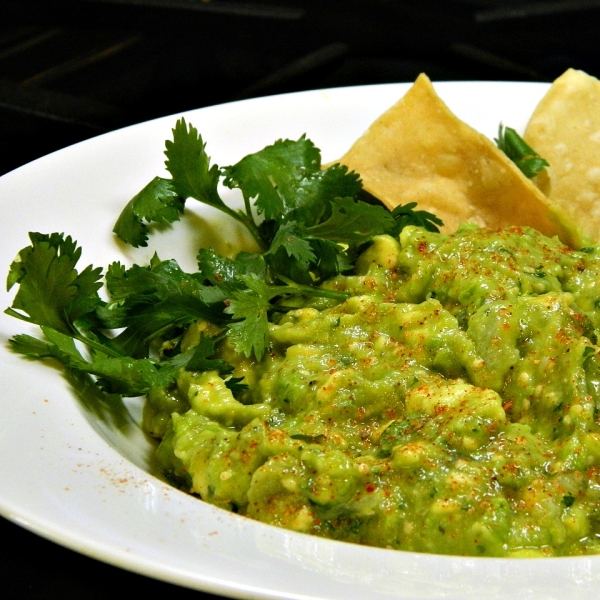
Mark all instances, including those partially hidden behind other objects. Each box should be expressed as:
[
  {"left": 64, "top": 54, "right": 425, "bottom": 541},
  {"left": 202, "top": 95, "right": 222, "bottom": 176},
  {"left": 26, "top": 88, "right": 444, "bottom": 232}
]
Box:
[{"left": 2, "top": 81, "right": 600, "bottom": 600}]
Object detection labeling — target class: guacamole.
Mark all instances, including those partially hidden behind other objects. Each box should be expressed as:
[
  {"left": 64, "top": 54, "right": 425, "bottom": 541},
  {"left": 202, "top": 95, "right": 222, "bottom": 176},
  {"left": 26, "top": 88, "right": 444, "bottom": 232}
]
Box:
[{"left": 144, "top": 224, "right": 600, "bottom": 557}]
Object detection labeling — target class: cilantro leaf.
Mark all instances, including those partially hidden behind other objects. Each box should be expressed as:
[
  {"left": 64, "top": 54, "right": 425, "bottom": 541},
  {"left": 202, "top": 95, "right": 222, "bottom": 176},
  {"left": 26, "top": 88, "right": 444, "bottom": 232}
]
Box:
[
  {"left": 388, "top": 202, "right": 444, "bottom": 236},
  {"left": 309, "top": 237, "right": 354, "bottom": 280},
  {"left": 9, "top": 332, "right": 76, "bottom": 364},
  {"left": 266, "top": 234, "right": 349, "bottom": 286},
  {"left": 224, "top": 376, "right": 248, "bottom": 393},
  {"left": 164, "top": 118, "right": 225, "bottom": 209},
  {"left": 197, "top": 248, "right": 267, "bottom": 293},
  {"left": 106, "top": 297, "right": 221, "bottom": 359},
  {"left": 112, "top": 177, "right": 184, "bottom": 247},
  {"left": 284, "top": 162, "right": 362, "bottom": 227},
  {"left": 306, "top": 197, "right": 395, "bottom": 243},
  {"left": 495, "top": 124, "right": 549, "bottom": 179},
  {"left": 224, "top": 274, "right": 271, "bottom": 360},
  {"left": 222, "top": 138, "right": 362, "bottom": 230},
  {"left": 6, "top": 232, "right": 103, "bottom": 335},
  {"left": 100, "top": 257, "right": 228, "bottom": 358},
  {"left": 183, "top": 336, "right": 233, "bottom": 373},
  {"left": 223, "top": 269, "right": 349, "bottom": 359},
  {"left": 10, "top": 326, "right": 177, "bottom": 396},
  {"left": 5, "top": 233, "right": 138, "bottom": 381},
  {"left": 267, "top": 221, "right": 316, "bottom": 267},
  {"left": 222, "top": 136, "right": 320, "bottom": 222},
  {"left": 262, "top": 198, "right": 393, "bottom": 285},
  {"left": 105, "top": 256, "right": 220, "bottom": 304},
  {"left": 90, "top": 356, "right": 178, "bottom": 395},
  {"left": 162, "top": 118, "right": 264, "bottom": 249},
  {"left": 165, "top": 336, "right": 248, "bottom": 392}
]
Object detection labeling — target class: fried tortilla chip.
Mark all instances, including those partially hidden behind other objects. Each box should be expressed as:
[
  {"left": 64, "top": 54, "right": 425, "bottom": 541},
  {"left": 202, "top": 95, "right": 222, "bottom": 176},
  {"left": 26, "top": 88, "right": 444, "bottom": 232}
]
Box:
[
  {"left": 333, "top": 73, "right": 578, "bottom": 246},
  {"left": 524, "top": 68, "right": 600, "bottom": 244}
]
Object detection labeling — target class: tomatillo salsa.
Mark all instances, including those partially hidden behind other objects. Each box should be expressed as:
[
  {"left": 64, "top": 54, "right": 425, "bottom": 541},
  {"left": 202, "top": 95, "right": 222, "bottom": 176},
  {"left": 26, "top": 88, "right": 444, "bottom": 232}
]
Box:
[{"left": 144, "top": 224, "right": 600, "bottom": 557}]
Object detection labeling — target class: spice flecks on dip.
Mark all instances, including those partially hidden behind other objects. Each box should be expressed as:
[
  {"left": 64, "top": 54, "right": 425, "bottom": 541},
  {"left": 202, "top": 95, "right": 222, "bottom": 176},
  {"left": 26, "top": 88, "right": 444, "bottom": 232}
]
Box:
[{"left": 147, "top": 225, "right": 600, "bottom": 557}]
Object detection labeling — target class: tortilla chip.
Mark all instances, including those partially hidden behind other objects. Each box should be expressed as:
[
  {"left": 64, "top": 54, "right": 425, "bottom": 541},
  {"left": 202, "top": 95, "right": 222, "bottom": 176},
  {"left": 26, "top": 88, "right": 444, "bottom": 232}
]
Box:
[
  {"left": 333, "top": 73, "right": 578, "bottom": 246},
  {"left": 524, "top": 68, "right": 600, "bottom": 244}
]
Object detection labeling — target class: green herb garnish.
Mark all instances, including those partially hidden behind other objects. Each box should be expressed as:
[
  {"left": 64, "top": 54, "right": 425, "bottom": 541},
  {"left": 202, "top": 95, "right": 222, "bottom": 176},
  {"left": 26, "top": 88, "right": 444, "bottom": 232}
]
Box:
[
  {"left": 6, "top": 120, "right": 443, "bottom": 393},
  {"left": 495, "top": 124, "right": 549, "bottom": 179}
]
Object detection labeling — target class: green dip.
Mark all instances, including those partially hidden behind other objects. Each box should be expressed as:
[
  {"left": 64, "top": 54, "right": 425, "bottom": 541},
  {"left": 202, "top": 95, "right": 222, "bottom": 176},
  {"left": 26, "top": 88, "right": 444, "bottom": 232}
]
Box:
[{"left": 144, "top": 224, "right": 600, "bottom": 557}]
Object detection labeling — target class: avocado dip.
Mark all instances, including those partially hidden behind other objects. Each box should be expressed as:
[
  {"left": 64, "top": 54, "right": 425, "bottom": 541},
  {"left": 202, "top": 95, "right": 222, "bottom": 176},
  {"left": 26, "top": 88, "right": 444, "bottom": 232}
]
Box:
[{"left": 143, "top": 224, "right": 600, "bottom": 557}]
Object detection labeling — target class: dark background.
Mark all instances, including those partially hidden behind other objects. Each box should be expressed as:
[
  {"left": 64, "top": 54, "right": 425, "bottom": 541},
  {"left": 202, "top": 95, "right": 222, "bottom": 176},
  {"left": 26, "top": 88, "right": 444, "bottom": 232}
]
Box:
[
  {"left": 2, "top": 0, "right": 600, "bottom": 597},
  {"left": 3, "top": 0, "right": 600, "bottom": 177}
]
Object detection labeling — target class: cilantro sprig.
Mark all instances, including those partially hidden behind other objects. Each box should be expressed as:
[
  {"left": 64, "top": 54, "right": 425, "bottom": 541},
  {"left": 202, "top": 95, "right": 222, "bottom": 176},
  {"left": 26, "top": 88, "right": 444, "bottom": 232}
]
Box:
[
  {"left": 113, "top": 119, "right": 395, "bottom": 256},
  {"left": 110, "top": 118, "right": 409, "bottom": 358},
  {"left": 5, "top": 233, "right": 177, "bottom": 395},
  {"left": 6, "top": 121, "right": 444, "bottom": 397}
]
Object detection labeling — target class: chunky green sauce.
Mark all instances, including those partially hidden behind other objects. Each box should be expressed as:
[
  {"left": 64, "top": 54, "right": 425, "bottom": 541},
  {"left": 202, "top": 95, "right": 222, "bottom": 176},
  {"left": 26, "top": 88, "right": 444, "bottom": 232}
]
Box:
[{"left": 144, "top": 224, "right": 600, "bottom": 557}]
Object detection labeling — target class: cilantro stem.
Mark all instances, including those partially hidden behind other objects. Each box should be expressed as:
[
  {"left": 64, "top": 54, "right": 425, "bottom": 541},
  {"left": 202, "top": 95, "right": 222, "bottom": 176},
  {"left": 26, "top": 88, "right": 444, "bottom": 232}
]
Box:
[
  {"left": 6, "top": 305, "right": 129, "bottom": 360},
  {"left": 241, "top": 193, "right": 265, "bottom": 249},
  {"left": 273, "top": 276, "right": 350, "bottom": 302},
  {"left": 74, "top": 333, "right": 127, "bottom": 359},
  {"left": 210, "top": 200, "right": 265, "bottom": 252},
  {"left": 235, "top": 208, "right": 266, "bottom": 252},
  {"left": 4, "top": 308, "right": 119, "bottom": 358}
]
